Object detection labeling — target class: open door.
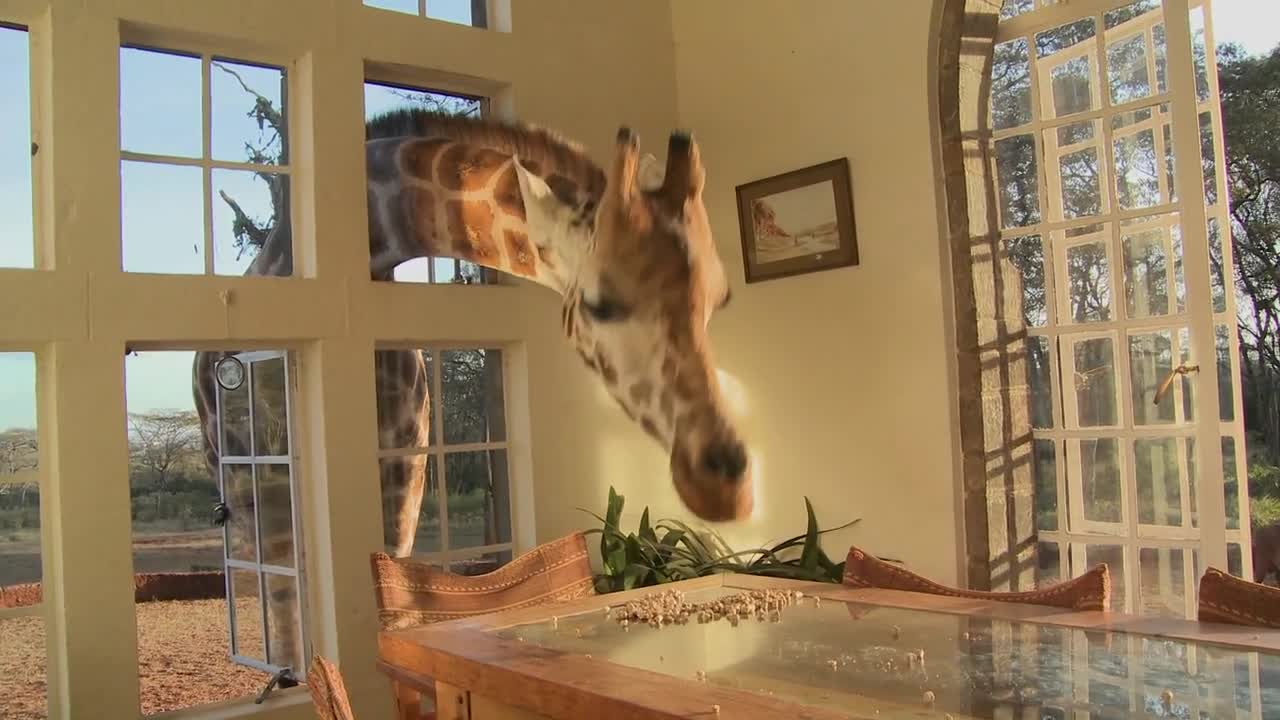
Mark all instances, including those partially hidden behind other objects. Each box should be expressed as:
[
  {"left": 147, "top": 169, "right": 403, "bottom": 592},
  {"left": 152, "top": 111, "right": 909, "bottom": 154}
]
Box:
[{"left": 212, "top": 350, "right": 307, "bottom": 689}]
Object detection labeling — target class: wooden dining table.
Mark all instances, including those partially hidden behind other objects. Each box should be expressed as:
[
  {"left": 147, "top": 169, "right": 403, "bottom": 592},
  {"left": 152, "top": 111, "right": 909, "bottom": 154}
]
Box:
[{"left": 376, "top": 573, "right": 1280, "bottom": 719}]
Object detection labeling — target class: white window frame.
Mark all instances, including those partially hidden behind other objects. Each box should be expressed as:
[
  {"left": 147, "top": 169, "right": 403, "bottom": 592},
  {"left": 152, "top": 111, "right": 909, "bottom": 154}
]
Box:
[
  {"left": 994, "top": 0, "right": 1252, "bottom": 617},
  {"left": 375, "top": 343, "right": 516, "bottom": 570}
]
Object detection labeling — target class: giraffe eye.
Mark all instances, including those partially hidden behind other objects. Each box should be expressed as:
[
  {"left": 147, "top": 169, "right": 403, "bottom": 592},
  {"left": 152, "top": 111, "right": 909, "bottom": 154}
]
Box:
[{"left": 581, "top": 292, "right": 628, "bottom": 322}]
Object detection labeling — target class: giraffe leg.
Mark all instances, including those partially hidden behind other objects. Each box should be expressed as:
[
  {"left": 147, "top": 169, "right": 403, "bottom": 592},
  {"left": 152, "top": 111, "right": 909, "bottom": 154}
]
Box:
[{"left": 375, "top": 350, "right": 432, "bottom": 557}]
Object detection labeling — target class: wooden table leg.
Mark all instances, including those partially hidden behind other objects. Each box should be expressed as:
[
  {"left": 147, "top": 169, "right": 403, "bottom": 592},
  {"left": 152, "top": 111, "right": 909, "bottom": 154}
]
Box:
[
  {"left": 434, "top": 681, "right": 470, "bottom": 720},
  {"left": 393, "top": 679, "right": 427, "bottom": 720}
]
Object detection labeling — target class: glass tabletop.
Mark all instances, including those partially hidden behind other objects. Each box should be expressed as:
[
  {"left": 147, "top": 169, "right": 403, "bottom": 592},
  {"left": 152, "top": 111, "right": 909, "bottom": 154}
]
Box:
[{"left": 495, "top": 586, "right": 1280, "bottom": 719}]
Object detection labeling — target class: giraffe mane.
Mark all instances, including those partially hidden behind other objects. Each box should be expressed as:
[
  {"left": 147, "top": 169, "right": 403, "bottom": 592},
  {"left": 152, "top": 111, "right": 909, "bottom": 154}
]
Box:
[{"left": 365, "top": 107, "right": 607, "bottom": 211}]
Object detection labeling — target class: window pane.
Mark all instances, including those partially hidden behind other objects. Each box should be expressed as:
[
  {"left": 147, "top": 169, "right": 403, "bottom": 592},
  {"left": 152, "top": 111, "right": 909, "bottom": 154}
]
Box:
[
  {"left": 257, "top": 465, "right": 294, "bottom": 568},
  {"left": 1216, "top": 324, "right": 1234, "bottom": 421},
  {"left": 1028, "top": 335, "right": 1054, "bottom": 428},
  {"left": 375, "top": 350, "right": 434, "bottom": 450},
  {"left": 0, "top": 615, "right": 46, "bottom": 719},
  {"left": 121, "top": 161, "right": 204, "bottom": 274},
  {"left": 210, "top": 58, "right": 286, "bottom": 166},
  {"left": 1034, "top": 438, "right": 1058, "bottom": 531},
  {"left": 1000, "top": 0, "right": 1034, "bottom": 21},
  {"left": 224, "top": 464, "right": 256, "bottom": 562},
  {"left": 994, "top": 134, "right": 1041, "bottom": 228},
  {"left": 1065, "top": 241, "right": 1112, "bottom": 323},
  {"left": 1112, "top": 105, "right": 1172, "bottom": 211},
  {"left": 445, "top": 450, "right": 511, "bottom": 550},
  {"left": 1107, "top": 33, "right": 1152, "bottom": 104},
  {"left": 1036, "top": 18, "right": 1098, "bottom": 118},
  {"left": 1076, "top": 439, "right": 1122, "bottom": 523},
  {"left": 379, "top": 454, "right": 440, "bottom": 555},
  {"left": 441, "top": 349, "right": 506, "bottom": 445},
  {"left": 427, "top": 0, "right": 481, "bottom": 27},
  {"left": 1005, "top": 235, "right": 1047, "bottom": 327},
  {"left": 1129, "top": 330, "right": 1174, "bottom": 425},
  {"left": 1056, "top": 145, "right": 1104, "bottom": 220},
  {"left": 1199, "top": 112, "right": 1218, "bottom": 206},
  {"left": 120, "top": 46, "right": 202, "bottom": 158},
  {"left": 264, "top": 573, "right": 302, "bottom": 671},
  {"left": 1036, "top": 541, "right": 1060, "bottom": 586},
  {"left": 0, "top": 352, "right": 39, "bottom": 605},
  {"left": 452, "top": 548, "right": 513, "bottom": 576},
  {"left": 1121, "top": 214, "right": 1175, "bottom": 318},
  {"left": 230, "top": 569, "right": 265, "bottom": 662},
  {"left": 1086, "top": 545, "right": 1126, "bottom": 611},
  {"left": 1138, "top": 547, "right": 1185, "bottom": 618},
  {"left": 0, "top": 26, "right": 34, "bottom": 269},
  {"left": 1222, "top": 436, "right": 1239, "bottom": 530},
  {"left": 364, "top": 0, "right": 418, "bottom": 14},
  {"left": 1188, "top": 6, "right": 1210, "bottom": 102},
  {"left": 1135, "top": 437, "right": 1183, "bottom": 526},
  {"left": 1072, "top": 336, "right": 1118, "bottom": 427},
  {"left": 219, "top": 369, "right": 251, "bottom": 457},
  {"left": 211, "top": 168, "right": 290, "bottom": 277},
  {"left": 252, "top": 357, "right": 289, "bottom": 457},
  {"left": 1207, "top": 217, "right": 1227, "bottom": 313},
  {"left": 992, "top": 38, "right": 1032, "bottom": 130}
]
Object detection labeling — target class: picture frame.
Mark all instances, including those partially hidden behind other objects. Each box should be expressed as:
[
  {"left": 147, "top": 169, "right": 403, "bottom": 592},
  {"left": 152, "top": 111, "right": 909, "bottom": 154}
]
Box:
[{"left": 734, "top": 157, "right": 859, "bottom": 284}]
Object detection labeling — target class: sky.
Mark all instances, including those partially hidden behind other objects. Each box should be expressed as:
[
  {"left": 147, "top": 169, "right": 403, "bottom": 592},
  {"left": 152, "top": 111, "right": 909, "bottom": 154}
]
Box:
[{"left": 0, "top": 1, "right": 1277, "bottom": 432}]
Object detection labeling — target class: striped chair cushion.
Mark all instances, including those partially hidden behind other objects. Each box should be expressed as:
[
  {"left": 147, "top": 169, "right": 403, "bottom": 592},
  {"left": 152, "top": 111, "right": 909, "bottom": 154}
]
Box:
[
  {"left": 370, "top": 531, "right": 596, "bottom": 630},
  {"left": 843, "top": 545, "right": 1111, "bottom": 611},
  {"left": 1198, "top": 566, "right": 1280, "bottom": 629}
]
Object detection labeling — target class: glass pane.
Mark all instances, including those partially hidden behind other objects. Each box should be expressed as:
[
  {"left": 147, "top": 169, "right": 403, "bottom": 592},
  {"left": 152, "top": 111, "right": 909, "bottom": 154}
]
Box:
[
  {"left": 1036, "top": 541, "right": 1060, "bottom": 586},
  {"left": 211, "top": 168, "right": 290, "bottom": 277},
  {"left": 1077, "top": 439, "right": 1122, "bottom": 524},
  {"left": 1122, "top": 225, "right": 1170, "bottom": 318},
  {"left": 1216, "top": 324, "right": 1234, "bottom": 421},
  {"left": 1187, "top": 437, "right": 1199, "bottom": 529},
  {"left": 1227, "top": 542, "right": 1243, "bottom": 578},
  {"left": 224, "top": 464, "right": 257, "bottom": 562},
  {"left": 1188, "top": 6, "right": 1210, "bottom": 102},
  {"left": 121, "top": 161, "right": 204, "bottom": 274},
  {"left": 441, "top": 349, "right": 506, "bottom": 444},
  {"left": 0, "top": 352, "right": 39, "bottom": 601},
  {"left": 252, "top": 357, "right": 289, "bottom": 457},
  {"left": 1072, "top": 336, "right": 1118, "bottom": 426},
  {"left": 119, "top": 47, "right": 201, "bottom": 158},
  {"left": 1046, "top": 55, "right": 1097, "bottom": 119},
  {"left": 1028, "top": 336, "right": 1054, "bottom": 428},
  {"left": 264, "top": 573, "right": 302, "bottom": 671},
  {"left": 1129, "top": 330, "right": 1174, "bottom": 425},
  {"left": 1139, "top": 547, "right": 1185, "bottom": 618},
  {"left": 1135, "top": 438, "right": 1183, "bottom": 526},
  {"left": 994, "top": 134, "right": 1040, "bottom": 229},
  {"left": 1223, "top": 436, "right": 1239, "bottom": 531},
  {"left": 1112, "top": 105, "right": 1172, "bottom": 211},
  {"left": 427, "top": 0, "right": 479, "bottom": 26},
  {"left": 1107, "top": 32, "right": 1152, "bottom": 104},
  {"left": 1207, "top": 217, "right": 1227, "bottom": 313},
  {"left": 210, "top": 58, "right": 287, "bottom": 165},
  {"left": 1086, "top": 544, "right": 1126, "bottom": 611},
  {"left": 0, "top": 615, "right": 46, "bottom": 719},
  {"left": 1065, "top": 241, "right": 1112, "bottom": 323},
  {"left": 380, "top": 454, "right": 440, "bottom": 555},
  {"left": 992, "top": 38, "right": 1032, "bottom": 130},
  {"left": 1179, "top": 327, "right": 1195, "bottom": 421},
  {"left": 1199, "top": 112, "right": 1218, "bottom": 206},
  {"left": 444, "top": 450, "right": 511, "bottom": 550},
  {"left": 364, "top": 0, "right": 418, "bottom": 13},
  {"left": 375, "top": 350, "right": 434, "bottom": 449},
  {"left": 230, "top": 569, "right": 265, "bottom": 662},
  {"left": 256, "top": 465, "right": 294, "bottom": 568},
  {"left": 218, "top": 364, "right": 251, "bottom": 457},
  {"left": 451, "top": 549, "right": 514, "bottom": 576},
  {"left": 1034, "top": 438, "right": 1058, "bottom": 531},
  {"left": 1000, "top": 0, "right": 1034, "bottom": 20},
  {"left": 0, "top": 26, "right": 34, "bottom": 269},
  {"left": 1055, "top": 145, "right": 1104, "bottom": 220},
  {"left": 1005, "top": 235, "right": 1047, "bottom": 327}
]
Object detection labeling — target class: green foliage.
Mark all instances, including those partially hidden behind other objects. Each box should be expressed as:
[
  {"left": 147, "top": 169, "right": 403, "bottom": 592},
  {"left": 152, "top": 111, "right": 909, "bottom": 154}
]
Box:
[
  {"left": 1252, "top": 496, "right": 1280, "bottom": 529},
  {"left": 580, "top": 486, "right": 864, "bottom": 594}
]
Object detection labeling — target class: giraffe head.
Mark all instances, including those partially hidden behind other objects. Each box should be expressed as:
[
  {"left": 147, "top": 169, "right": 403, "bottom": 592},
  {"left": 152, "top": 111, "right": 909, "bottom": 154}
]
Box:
[{"left": 557, "top": 127, "right": 750, "bottom": 522}]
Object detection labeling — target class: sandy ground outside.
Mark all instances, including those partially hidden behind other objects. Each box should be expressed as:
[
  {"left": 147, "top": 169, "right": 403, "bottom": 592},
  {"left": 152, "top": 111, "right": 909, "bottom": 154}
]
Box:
[{"left": 1, "top": 599, "right": 271, "bottom": 719}]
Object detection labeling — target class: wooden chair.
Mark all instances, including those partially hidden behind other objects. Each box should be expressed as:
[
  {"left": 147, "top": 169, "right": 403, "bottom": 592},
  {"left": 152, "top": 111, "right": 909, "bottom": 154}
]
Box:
[
  {"left": 1197, "top": 565, "right": 1280, "bottom": 629},
  {"left": 307, "top": 654, "right": 356, "bottom": 720},
  {"left": 370, "top": 531, "right": 597, "bottom": 719},
  {"left": 842, "top": 545, "right": 1111, "bottom": 611}
]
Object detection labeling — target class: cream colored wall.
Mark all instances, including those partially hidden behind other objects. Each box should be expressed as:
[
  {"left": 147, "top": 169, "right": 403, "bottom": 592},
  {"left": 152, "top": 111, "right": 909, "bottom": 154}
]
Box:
[{"left": 597, "top": 0, "right": 960, "bottom": 584}]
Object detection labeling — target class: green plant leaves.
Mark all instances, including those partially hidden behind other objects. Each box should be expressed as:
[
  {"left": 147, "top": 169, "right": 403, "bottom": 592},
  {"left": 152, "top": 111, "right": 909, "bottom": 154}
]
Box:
[{"left": 578, "top": 486, "right": 860, "bottom": 593}]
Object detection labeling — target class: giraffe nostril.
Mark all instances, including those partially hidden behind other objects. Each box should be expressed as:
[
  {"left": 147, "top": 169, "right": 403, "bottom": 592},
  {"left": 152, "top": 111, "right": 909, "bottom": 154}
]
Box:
[{"left": 702, "top": 441, "right": 747, "bottom": 481}]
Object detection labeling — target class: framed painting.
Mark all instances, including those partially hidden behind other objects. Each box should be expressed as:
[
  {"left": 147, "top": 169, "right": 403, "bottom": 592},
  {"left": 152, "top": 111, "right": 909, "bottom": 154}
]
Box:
[{"left": 734, "top": 158, "right": 858, "bottom": 284}]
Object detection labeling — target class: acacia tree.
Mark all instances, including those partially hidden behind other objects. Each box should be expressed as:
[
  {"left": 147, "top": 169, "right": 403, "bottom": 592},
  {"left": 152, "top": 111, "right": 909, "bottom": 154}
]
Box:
[{"left": 128, "top": 410, "right": 201, "bottom": 514}]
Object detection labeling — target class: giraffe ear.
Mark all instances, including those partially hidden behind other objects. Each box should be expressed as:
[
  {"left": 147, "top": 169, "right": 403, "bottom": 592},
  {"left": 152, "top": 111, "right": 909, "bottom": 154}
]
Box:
[{"left": 513, "top": 158, "right": 573, "bottom": 240}]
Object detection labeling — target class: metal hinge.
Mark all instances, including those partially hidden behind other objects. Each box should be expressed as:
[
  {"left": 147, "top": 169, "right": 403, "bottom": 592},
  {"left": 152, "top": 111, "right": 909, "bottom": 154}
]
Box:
[{"left": 255, "top": 666, "right": 299, "bottom": 704}]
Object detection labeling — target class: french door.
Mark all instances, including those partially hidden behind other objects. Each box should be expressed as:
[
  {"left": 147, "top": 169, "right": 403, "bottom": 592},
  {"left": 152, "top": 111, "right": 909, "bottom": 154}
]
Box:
[
  {"left": 213, "top": 350, "right": 308, "bottom": 679},
  {"left": 993, "top": 0, "right": 1250, "bottom": 617}
]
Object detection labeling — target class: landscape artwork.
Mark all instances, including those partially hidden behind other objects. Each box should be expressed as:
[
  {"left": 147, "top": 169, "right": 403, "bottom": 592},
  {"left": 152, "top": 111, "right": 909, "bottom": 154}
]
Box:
[{"left": 735, "top": 158, "right": 858, "bottom": 283}]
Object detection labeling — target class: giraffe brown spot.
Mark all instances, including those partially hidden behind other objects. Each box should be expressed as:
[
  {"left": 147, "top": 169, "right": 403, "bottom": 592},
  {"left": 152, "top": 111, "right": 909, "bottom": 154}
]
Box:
[
  {"left": 439, "top": 144, "right": 510, "bottom": 192},
  {"left": 641, "top": 416, "right": 662, "bottom": 442},
  {"left": 504, "top": 230, "right": 537, "bottom": 277},
  {"left": 545, "top": 174, "right": 579, "bottom": 207},
  {"left": 674, "top": 371, "right": 699, "bottom": 401},
  {"left": 445, "top": 199, "right": 498, "bottom": 261},
  {"left": 494, "top": 165, "right": 526, "bottom": 222},
  {"left": 402, "top": 187, "right": 438, "bottom": 251},
  {"left": 596, "top": 350, "right": 618, "bottom": 385},
  {"left": 629, "top": 381, "right": 653, "bottom": 406},
  {"left": 400, "top": 138, "right": 449, "bottom": 180},
  {"left": 521, "top": 159, "right": 542, "bottom": 175}
]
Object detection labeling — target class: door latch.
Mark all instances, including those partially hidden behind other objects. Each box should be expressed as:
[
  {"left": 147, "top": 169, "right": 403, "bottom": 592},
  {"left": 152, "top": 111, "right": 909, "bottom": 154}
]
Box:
[{"left": 1153, "top": 362, "right": 1200, "bottom": 405}]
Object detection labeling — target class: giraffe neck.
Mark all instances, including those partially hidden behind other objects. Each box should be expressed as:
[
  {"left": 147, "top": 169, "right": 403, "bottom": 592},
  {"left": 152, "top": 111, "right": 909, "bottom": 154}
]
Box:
[{"left": 364, "top": 111, "right": 605, "bottom": 296}]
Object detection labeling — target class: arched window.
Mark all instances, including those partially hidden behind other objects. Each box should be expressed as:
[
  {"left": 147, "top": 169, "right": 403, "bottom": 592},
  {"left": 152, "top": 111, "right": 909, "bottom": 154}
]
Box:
[{"left": 938, "top": 0, "right": 1249, "bottom": 618}]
